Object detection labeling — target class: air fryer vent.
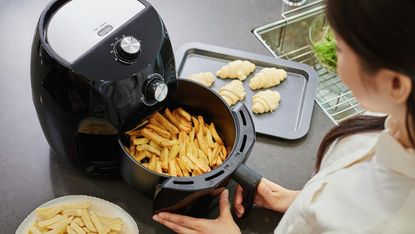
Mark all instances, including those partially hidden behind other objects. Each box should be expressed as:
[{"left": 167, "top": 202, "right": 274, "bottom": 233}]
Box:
[{"left": 239, "top": 135, "right": 247, "bottom": 152}]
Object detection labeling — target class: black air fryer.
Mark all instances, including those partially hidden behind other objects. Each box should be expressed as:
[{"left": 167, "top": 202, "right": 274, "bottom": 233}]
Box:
[
  {"left": 31, "top": 0, "right": 176, "bottom": 177},
  {"left": 31, "top": 0, "right": 261, "bottom": 217}
]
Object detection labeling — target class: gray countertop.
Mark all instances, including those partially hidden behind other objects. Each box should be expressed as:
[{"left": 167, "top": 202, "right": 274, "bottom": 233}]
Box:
[{"left": 0, "top": 0, "right": 333, "bottom": 233}]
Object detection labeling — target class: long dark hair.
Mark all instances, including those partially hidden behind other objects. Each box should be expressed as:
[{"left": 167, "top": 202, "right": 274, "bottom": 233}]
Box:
[{"left": 315, "top": 0, "right": 415, "bottom": 172}]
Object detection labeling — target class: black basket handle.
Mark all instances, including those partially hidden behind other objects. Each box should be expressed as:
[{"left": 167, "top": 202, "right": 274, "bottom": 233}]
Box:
[
  {"left": 230, "top": 103, "right": 261, "bottom": 218},
  {"left": 232, "top": 163, "right": 262, "bottom": 218}
]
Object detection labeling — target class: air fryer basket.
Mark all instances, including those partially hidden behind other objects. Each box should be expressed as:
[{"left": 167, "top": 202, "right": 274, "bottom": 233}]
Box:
[{"left": 119, "top": 79, "right": 261, "bottom": 216}]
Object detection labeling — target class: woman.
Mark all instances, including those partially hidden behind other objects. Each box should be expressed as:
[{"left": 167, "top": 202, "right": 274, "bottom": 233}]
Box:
[{"left": 153, "top": 0, "right": 415, "bottom": 232}]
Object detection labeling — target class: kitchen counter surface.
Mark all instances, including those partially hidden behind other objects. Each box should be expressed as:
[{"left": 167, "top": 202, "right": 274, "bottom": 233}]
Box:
[{"left": 0, "top": 0, "right": 334, "bottom": 233}]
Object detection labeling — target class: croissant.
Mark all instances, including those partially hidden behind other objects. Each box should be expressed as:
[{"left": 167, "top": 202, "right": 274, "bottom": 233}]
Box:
[
  {"left": 249, "top": 68, "right": 287, "bottom": 90},
  {"left": 252, "top": 90, "right": 281, "bottom": 114},
  {"left": 218, "top": 80, "right": 246, "bottom": 106},
  {"left": 216, "top": 60, "right": 256, "bottom": 81},
  {"left": 187, "top": 72, "right": 216, "bottom": 87}
]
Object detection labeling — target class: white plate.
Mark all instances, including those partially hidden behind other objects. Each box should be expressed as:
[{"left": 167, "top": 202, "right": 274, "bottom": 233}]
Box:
[{"left": 16, "top": 195, "right": 139, "bottom": 234}]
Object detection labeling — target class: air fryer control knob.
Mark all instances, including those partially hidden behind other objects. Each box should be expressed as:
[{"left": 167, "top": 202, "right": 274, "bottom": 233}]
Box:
[
  {"left": 116, "top": 36, "right": 141, "bottom": 61},
  {"left": 145, "top": 77, "right": 168, "bottom": 103}
]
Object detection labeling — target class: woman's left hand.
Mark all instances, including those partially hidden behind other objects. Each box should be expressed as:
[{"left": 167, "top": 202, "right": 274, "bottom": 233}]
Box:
[{"left": 153, "top": 189, "right": 241, "bottom": 234}]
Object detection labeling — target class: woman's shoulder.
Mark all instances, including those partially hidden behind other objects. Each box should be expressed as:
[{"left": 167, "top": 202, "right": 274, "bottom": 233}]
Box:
[{"left": 320, "top": 131, "right": 381, "bottom": 170}]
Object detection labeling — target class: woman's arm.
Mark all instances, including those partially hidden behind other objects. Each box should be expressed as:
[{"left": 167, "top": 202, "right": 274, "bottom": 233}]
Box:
[{"left": 234, "top": 178, "right": 300, "bottom": 217}]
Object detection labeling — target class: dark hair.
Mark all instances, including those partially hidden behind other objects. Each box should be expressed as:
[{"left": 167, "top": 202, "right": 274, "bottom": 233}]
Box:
[{"left": 316, "top": 0, "right": 415, "bottom": 172}]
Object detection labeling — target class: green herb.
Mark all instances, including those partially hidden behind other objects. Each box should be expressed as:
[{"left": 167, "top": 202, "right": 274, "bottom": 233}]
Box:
[{"left": 312, "top": 27, "right": 337, "bottom": 73}]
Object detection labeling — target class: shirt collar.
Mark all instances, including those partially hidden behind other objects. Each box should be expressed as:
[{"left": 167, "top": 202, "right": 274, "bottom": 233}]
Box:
[{"left": 374, "top": 116, "right": 415, "bottom": 180}]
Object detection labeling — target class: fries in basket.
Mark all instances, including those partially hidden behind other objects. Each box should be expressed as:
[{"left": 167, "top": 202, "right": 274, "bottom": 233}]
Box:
[{"left": 126, "top": 107, "right": 228, "bottom": 177}]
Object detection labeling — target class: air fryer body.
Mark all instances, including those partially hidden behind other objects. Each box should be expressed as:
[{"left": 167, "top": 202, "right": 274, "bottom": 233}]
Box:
[{"left": 31, "top": 0, "right": 176, "bottom": 177}]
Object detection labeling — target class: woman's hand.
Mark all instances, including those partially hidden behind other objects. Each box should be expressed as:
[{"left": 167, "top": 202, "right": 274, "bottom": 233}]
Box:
[
  {"left": 153, "top": 189, "right": 240, "bottom": 234},
  {"left": 234, "top": 178, "right": 299, "bottom": 217}
]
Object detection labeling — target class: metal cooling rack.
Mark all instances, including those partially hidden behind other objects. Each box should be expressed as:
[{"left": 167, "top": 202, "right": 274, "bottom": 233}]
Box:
[{"left": 253, "top": 0, "right": 365, "bottom": 124}]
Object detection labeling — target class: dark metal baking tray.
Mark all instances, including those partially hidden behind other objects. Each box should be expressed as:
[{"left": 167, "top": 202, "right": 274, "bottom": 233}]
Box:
[{"left": 175, "top": 42, "right": 318, "bottom": 140}]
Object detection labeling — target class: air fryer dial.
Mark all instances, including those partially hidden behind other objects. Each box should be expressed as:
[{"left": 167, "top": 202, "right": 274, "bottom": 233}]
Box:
[
  {"left": 143, "top": 74, "right": 168, "bottom": 105},
  {"left": 114, "top": 36, "right": 141, "bottom": 63}
]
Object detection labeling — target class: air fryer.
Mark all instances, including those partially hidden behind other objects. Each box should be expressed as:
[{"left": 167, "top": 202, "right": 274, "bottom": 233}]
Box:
[{"left": 31, "top": 0, "right": 176, "bottom": 177}]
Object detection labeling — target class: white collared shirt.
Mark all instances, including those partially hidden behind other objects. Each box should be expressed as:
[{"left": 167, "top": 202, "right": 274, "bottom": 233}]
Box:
[{"left": 275, "top": 120, "right": 415, "bottom": 234}]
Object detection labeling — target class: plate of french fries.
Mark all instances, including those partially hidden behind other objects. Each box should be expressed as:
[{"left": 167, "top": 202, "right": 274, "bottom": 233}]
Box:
[
  {"left": 16, "top": 195, "right": 139, "bottom": 234},
  {"left": 125, "top": 107, "right": 229, "bottom": 177}
]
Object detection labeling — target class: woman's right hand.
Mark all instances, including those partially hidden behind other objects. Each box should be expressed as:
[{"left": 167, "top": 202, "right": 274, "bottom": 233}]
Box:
[{"left": 234, "top": 178, "right": 299, "bottom": 218}]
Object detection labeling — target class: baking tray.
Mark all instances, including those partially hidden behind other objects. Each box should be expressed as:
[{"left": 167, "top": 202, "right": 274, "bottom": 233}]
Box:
[{"left": 175, "top": 42, "right": 318, "bottom": 140}]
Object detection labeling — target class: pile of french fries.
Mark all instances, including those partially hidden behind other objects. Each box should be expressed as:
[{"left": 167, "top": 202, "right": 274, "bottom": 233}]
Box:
[
  {"left": 126, "top": 107, "right": 228, "bottom": 177},
  {"left": 28, "top": 201, "right": 123, "bottom": 234}
]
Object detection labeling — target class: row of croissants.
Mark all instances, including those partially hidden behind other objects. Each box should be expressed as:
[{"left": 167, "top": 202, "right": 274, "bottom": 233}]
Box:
[{"left": 186, "top": 60, "right": 286, "bottom": 114}]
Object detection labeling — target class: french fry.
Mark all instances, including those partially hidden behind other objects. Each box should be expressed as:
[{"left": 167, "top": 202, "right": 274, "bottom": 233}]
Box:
[
  {"left": 188, "top": 128, "right": 195, "bottom": 142},
  {"left": 176, "top": 158, "right": 190, "bottom": 176},
  {"left": 220, "top": 145, "right": 227, "bottom": 161},
  {"left": 67, "top": 226, "right": 77, "bottom": 234},
  {"left": 149, "top": 117, "right": 166, "bottom": 130},
  {"left": 206, "top": 130, "right": 216, "bottom": 148},
  {"left": 191, "top": 116, "right": 199, "bottom": 133},
  {"left": 197, "top": 116, "right": 205, "bottom": 135},
  {"left": 207, "top": 147, "right": 212, "bottom": 159},
  {"left": 98, "top": 216, "right": 123, "bottom": 232},
  {"left": 128, "top": 145, "right": 135, "bottom": 157},
  {"left": 149, "top": 140, "right": 162, "bottom": 152},
  {"left": 62, "top": 209, "right": 82, "bottom": 217},
  {"left": 29, "top": 226, "right": 42, "bottom": 234},
  {"left": 194, "top": 139, "right": 200, "bottom": 150},
  {"left": 132, "top": 137, "right": 150, "bottom": 145},
  {"left": 176, "top": 162, "right": 184, "bottom": 177},
  {"left": 153, "top": 112, "right": 180, "bottom": 135},
  {"left": 168, "top": 144, "right": 180, "bottom": 161},
  {"left": 137, "top": 143, "right": 160, "bottom": 156},
  {"left": 141, "top": 128, "right": 175, "bottom": 148},
  {"left": 47, "top": 221, "right": 67, "bottom": 234},
  {"left": 74, "top": 217, "right": 85, "bottom": 227},
  {"left": 192, "top": 168, "right": 202, "bottom": 176},
  {"left": 46, "top": 220, "right": 66, "bottom": 230},
  {"left": 187, "top": 153, "right": 209, "bottom": 173},
  {"left": 148, "top": 154, "right": 157, "bottom": 171},
  {"left": 66, "top": 216, "right": 75, "bottom": 224},
  {"left": 165, "top": 108, "right": 192, "bottom": 133},
  {"left": 160, "top": 147, "right": 169, "bottom": 172},
  {"left": 176, "top": 107, "right": 191, "bottom": 121},
  {"left": 210, "top": 144, "right": 220, "bottom": 167},
  {"left": 90, "top": 212, "right": 110, "bottom": 234},
  {"left": 209, "top": 123, "right": 224, "bottom": 145},
  {"left": 126, "top": 129, "right": 143, "bottom": 137},
  {"left": 180, "top": 155, "right": 195, "bottom": 171},
  {"left": 38, "top": 215, "right": 66, "bottom": 228},
  {"left": 197, "top": 130, "right": 209, "bottom": 155},
  {"left": 179, "top": 133, "right": 186, "bottom": 158},
  {"left": 168, "top": 160, "right": 177, "bottom": 176},
  {"left": 70, "top": 220, "right": 85, "bottom": 234},
  {"left": 197, "top": 149, "right": 210, "bottom": 168},
  {"left": 146, "top": 124, "right": 171, "bottom": 139},
  {"left": 155, "top": 159, "right": 163, "bottom": 174},
  {"left": 81, "top": 209, "right": 96, "bottom": 232},
  {"left": 216, "top": 155, "right": 223, "bottom": 166},
  {"left": 134, "top": 150, "right": 147, "bottom": 162},
  {"left": 142, "top": 163, "right": 149, "bottom": 168},
  {"left": 173, "top": 109, "right": 192, "bottom": 128}
]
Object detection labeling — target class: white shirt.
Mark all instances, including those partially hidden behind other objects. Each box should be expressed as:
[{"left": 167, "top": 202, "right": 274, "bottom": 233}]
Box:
[{"left": 275, "top": 120, "right": 415, "bottom": 234}]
